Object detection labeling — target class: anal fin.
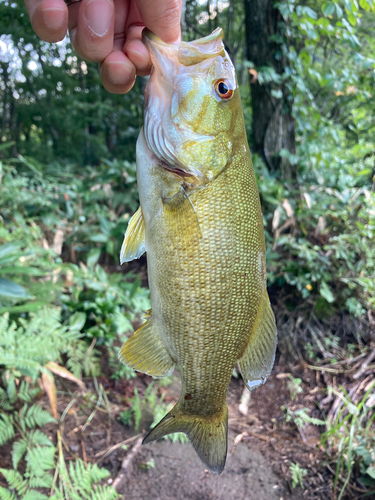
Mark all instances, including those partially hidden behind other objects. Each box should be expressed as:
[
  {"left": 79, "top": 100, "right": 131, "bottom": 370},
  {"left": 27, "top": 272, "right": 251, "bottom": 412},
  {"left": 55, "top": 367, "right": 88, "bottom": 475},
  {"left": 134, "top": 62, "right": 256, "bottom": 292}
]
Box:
[
  {"left": 238, "top": 290, "right": 277, "bottom": 391},
  {"left": 120, "top": 206, "right": 146, "bottom": 264},
  {"left": 119, "top": 315, "right": 175, "bottom": 377}
]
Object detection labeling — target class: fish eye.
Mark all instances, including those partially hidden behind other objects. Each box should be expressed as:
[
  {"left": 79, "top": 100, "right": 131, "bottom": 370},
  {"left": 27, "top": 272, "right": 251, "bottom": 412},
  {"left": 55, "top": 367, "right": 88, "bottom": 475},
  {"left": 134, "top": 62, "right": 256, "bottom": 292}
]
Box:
[{"left": 214, "top": 79, "right": 234, "bottom": 100}]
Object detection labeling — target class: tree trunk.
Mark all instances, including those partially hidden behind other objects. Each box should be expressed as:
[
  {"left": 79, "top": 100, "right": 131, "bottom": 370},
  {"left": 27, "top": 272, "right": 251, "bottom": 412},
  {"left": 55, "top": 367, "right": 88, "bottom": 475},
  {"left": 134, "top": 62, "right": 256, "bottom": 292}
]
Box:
[{"left": 244, "top": 0, "right": 296, "bottom": 178}]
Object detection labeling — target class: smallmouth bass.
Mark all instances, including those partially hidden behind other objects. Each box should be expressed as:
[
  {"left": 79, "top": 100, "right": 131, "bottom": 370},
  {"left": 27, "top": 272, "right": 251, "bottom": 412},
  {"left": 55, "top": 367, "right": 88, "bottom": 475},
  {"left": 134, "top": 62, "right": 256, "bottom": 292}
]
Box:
[{"left": 119, "top": 28, "right": 277, "bottom": 474}]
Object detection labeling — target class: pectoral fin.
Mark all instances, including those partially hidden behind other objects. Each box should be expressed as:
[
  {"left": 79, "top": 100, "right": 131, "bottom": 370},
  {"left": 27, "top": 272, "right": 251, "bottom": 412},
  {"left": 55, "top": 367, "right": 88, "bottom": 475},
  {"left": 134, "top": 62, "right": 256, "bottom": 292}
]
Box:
[
  {"left": 119, "top": 315, "right": 175, "bottom": 377},
  {"left": 163, "top": 186, "right": 201, "bottom": 247},
  {"left": 120, "top": 207, "right": 146, "bottom": 264},
  {"left": 238, "top": 290, "right": 277, "bottom": 391}
]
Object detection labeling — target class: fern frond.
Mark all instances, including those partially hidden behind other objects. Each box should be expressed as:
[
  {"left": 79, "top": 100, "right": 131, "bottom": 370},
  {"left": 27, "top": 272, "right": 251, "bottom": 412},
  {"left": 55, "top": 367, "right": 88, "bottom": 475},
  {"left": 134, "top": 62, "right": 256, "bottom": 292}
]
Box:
[
  {"left": 0, "top": 485, "right": 17, "bottom": 500},
  {"left": 86, "top": 462, "right": 111, "bottom": 483},
  {"left": 23, "top": 403, "right": 56, "bottom": 429},
  {"left": 27, "top": 429, "right": 54, "bottom": 447},
  {"left": 21, "top": 490, "right": 49, "bottom": 500},
  {"left": 91, "top": 485, "right": 120, "bottom": 500},
  {"left": 12, "top": 438, "right": 28, "bottom": 469},
  {"left": 26, "top": 445, "right": 56, "bottom": 475},
  {"left": 28, "top": 473, "right": 55, "bottom": 489},
  {"left": 0, "top": 388, "right": 13, "bottom": 411},
  {"left": 0, "top": 414, "right": 15, "bottom": 446},
  {"left": 65, "top": 341, "right": 100, "bottom": 378},
  {"left": 18, "top": 381, "right": 41, "bottom": 403},
  {"left": 0, "top": 469, "right": 28, "bottom": 495},
  {"left": 68, "top": 459, "right": 92, "bottom": 492}
]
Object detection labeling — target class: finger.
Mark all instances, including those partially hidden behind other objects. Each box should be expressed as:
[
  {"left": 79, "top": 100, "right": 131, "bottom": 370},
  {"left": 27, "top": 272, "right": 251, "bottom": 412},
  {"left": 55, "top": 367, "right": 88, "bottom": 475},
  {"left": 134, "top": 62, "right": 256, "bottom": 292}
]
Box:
[
  {"left": 124, "top": 26, "right": 151, "bottom": 77},
  {"left": 69, "top": 0, "right": 115, "bottom": 62},
  {"left": 100, "top": 50, "right": 136, "bottom": 94},
  {"left": 123, "top": 3, "right": 151, "bottom": 77},
  {"left": 136, "top": 0, "right": 181, "bottom": 44},
  {"left": 24, "top": 0, "right": 68, "bottom": 42}
]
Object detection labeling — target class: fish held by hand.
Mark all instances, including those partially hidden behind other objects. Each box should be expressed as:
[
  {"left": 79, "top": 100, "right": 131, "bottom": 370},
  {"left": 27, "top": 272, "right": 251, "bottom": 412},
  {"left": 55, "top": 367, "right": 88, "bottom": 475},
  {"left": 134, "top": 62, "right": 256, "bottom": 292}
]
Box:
[{"left": 119, "top": 27, "right": 277, "bottom": 474}]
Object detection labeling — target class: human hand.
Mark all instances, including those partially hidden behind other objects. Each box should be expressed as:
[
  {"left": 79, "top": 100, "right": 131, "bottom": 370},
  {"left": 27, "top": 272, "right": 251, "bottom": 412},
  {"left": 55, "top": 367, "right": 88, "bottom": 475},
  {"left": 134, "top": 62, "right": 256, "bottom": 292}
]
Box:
[{"left": 24, "top": 0, "right": 182, "bottom": 93}]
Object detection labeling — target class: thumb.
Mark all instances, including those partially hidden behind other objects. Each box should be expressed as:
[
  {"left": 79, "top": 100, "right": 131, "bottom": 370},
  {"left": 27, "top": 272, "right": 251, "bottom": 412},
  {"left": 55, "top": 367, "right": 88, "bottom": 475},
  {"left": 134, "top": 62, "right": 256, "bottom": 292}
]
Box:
[{"left": 135, "top": 0, "right": 182, "bottom": 44}]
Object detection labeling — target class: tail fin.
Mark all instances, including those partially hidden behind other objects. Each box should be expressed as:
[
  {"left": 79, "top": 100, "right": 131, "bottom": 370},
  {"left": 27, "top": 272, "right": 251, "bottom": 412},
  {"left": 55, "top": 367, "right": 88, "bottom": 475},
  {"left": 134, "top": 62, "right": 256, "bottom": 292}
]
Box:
[{"left": 143, "top": 403, "right": 228, "bottom": 474}]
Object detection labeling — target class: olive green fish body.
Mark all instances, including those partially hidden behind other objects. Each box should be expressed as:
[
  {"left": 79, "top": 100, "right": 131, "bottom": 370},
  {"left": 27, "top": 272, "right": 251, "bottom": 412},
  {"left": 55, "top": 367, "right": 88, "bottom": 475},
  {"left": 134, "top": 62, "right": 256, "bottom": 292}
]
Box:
[{"left": 119, "top": 28, "right": 277, "bottom": 474}]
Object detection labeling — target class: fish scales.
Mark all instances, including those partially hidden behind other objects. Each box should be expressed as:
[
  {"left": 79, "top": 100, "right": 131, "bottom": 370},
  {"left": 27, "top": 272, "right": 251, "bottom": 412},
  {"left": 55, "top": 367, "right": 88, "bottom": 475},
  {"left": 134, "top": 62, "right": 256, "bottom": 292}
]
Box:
[{"left": 119, "top": 27, "right": 277, "bottom": 474}]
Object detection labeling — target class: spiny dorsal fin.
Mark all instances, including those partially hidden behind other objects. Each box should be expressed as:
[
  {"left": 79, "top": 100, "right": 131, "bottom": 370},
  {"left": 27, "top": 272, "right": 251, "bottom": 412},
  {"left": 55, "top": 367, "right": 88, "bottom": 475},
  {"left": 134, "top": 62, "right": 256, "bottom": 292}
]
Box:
[{"left": 120, "top": 206, "right": 146, "bottom": 264}]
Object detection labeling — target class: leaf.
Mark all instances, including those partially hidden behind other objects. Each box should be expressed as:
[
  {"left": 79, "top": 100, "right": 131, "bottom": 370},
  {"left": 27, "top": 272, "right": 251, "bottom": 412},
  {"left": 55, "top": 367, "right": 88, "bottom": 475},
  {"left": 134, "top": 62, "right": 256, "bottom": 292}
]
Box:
[
  {"left": 95, "top": 265, "right": 108, "bottom": 283},
  {"left": 0, "top": 414, "right": 15, "bottom": 446},
  {"left": 359, "top": 0, "right": 371, "bottom": 11},
  {"left": 12, "top": 438, "right": 28, "bottom": 469},
  {"left": 67, "top": 311, "right": 87, "bottom": 331},
  {"left": 0, "top": 484, "right": 17, "bottom": 500},
  {"left": 87, "top": 248, "right": 101, "bottom": 267},
  {"left": 22, "top": 491, "right": 49, "bottom": 500},
  {"left": 89, "top": 233, "right": 108, "bottom": 243},
  {"left": 0, "top": 278, "right": 32, "bottom": 299},
  {"left": 28, "top": 429, "right": 54, "bottom": 447},
  {"left": 320, "top": 282, "right": 335, "bottom": 303},
  {"left": 0, "top": 302, "right": 46, "bottom": 314},
  {"left": 45, "top": 362, "right": 85, "bottom": 389},
  {"left": 366, "top": 465, "right": 375, "bottom": 479},
  {"left": 24, "top": 403, "right": 56, "bottom": 429},
  {"left": 0, "top": 267, "right": 46, "bottom": 276},
  {"left": 322, "top": 3, "right": 335, "bottom": 15},
  {"left": 335, "top": 3, "right": 343, "bottom": 17},
  {"left": 0, "top": 242, "right": 22, "bottom": 261},
  {"left": 42, "top": 370, "right": 57, "bottom": 419},
  {"left": 26, "top": 446, "right": 56, "bottom": 474},
  {"left": 0, "top": 469, "right": 27, "bottom": 495},
  {"left": 271, "top": 89, "right": 283, "bottom": 98}
]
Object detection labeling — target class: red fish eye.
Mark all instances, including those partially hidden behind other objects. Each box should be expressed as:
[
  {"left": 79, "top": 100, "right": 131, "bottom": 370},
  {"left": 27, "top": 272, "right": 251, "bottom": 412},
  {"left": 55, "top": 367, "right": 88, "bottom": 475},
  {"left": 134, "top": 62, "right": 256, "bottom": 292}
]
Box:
[{"left": 214, "top": 79, "right": 233, "bottom": 100}]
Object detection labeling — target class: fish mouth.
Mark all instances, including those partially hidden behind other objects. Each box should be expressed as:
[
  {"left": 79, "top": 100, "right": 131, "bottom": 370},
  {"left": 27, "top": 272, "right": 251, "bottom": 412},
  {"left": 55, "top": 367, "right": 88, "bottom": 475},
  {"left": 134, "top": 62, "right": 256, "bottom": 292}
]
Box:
[
  {"left": 142, "top": 28, "right": 228, "bottom": 187},
  {"left": 142, "top": 27, "right": 226, "bottom": 74},
  {"left": 142, "top": 29, "right": 178, "bottom": 84}
]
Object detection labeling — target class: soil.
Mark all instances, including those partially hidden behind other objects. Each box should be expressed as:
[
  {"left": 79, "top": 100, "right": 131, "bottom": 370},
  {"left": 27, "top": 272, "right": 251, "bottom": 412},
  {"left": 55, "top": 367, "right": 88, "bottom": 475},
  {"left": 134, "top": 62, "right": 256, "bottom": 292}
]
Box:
[{"left": 47, "top": 358, "right": 333, "bottom": 500}]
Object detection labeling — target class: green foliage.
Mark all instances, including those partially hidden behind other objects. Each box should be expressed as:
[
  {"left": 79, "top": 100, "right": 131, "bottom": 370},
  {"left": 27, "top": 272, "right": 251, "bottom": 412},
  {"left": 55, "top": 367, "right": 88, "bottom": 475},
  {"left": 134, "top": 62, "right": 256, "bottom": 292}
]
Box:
[
  {"left": 51, "top": 440, "right": 119, "bottom": 500},
  {"left": 61, "top": 262, "right": 149, "bottom": 346},
  {"left": 108, "top": 345, "right": 136, "bottom": 381},
  {"left": 321, "top": 384, "right": 375, "bottom": 498},
  {"left": 289, "top": 462, "right": 308, "bottom": 489},
  {"left": 0, "top": 394, "right": 56, "bottom": 499},
  {"left": 287, "top": 375, "right": 304, "bottom": 401},
  {"left": 283, "top": 406, "right": 326, "bottom": 429},
  {"left": 118, "top": 383, "right": 189, "bottom": 443},
  {"left": 0, "top": 308, "right": 98, "bottom": 398},
  {"left": 0, "top": 2, "right": 143, "bottom": 165}
]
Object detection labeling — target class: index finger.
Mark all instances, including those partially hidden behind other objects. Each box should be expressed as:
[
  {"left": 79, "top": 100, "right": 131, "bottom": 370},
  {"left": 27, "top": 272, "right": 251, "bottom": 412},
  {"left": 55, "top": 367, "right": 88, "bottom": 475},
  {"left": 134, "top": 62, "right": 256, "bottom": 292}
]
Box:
[
  {"left": 24, "top": 0, "right": 68, "bottom": 43},
  {"left": 135, "top": 0, "right": 181, "bottom": 44}
]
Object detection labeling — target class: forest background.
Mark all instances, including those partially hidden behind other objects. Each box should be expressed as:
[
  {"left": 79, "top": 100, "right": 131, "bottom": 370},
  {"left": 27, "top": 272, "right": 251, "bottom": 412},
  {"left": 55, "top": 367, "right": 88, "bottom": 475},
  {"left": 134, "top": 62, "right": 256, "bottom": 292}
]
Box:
[{"left": 0, "top": 0, "right": 374, "bottom": 499}]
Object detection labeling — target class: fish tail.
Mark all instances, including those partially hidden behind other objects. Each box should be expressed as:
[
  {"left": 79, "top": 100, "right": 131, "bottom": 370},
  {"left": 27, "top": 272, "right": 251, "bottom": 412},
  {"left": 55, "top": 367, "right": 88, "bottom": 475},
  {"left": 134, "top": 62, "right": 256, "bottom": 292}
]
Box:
[{"left": 143, "top": 403, "right": 228, "bottom": 474}]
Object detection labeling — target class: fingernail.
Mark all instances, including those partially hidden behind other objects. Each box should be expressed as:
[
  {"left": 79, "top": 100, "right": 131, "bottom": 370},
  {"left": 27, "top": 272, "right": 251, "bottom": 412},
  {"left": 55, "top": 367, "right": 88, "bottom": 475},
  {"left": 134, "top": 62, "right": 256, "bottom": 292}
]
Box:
[
  {"left": 42, "top": 8, "right": 65, "bottom": 31},
  {"left": 107, "top": 61, "right": 132, "bottom": 85},
  {"left": 69, "top": 27, "right": 77, "bottom": 46},
  {"left": 85, "top": 0, "right": 113, "bottom": 37}
]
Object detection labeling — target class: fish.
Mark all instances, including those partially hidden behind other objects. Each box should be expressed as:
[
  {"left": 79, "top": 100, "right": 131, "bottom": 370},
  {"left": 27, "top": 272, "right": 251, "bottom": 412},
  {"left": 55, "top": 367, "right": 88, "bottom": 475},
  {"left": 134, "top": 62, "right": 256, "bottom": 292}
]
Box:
[{"left": 119, "top": 27, "right": 277, "bottom": 474}]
